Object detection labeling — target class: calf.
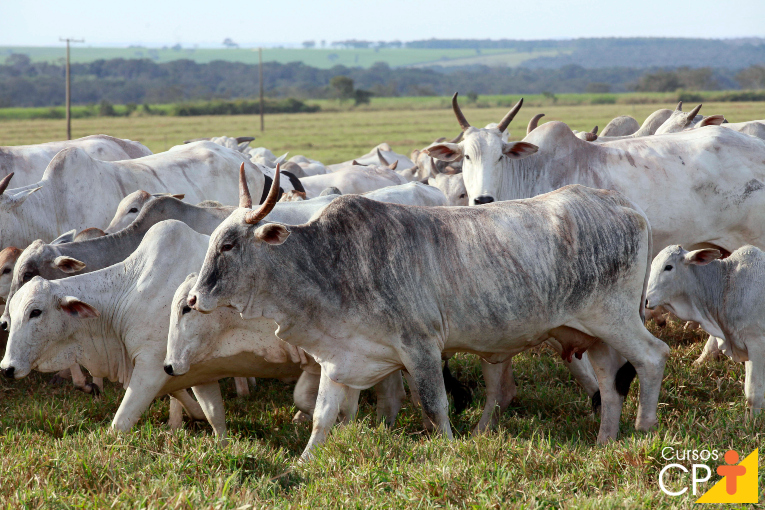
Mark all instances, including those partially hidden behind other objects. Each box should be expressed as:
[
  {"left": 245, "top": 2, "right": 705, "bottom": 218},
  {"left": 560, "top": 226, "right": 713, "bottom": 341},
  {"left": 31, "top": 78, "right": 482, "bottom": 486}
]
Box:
[{"left": 646, "top": 245, "right": 765, "bottom": 416}]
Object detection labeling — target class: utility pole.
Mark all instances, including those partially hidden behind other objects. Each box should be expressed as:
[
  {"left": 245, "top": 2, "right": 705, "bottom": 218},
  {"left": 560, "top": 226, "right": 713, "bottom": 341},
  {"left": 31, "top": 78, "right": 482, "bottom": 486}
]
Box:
[
  {"left": 259, "top": 47, "right": 264, "bottom": 132},
  {"left": 60, "top": 37, "right": 84, "bottom": 140}
]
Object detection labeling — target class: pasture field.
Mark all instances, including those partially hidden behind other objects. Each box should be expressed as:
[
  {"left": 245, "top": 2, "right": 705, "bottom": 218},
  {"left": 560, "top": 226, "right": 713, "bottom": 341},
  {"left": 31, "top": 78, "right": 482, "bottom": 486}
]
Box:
[
  {"left": 0, "top": 46, "right": 564, "bottom": 70},
  {"left": 2, "top": 100, "right": 765, "bottom": 164},
  {"left": 1, "top": 102, "right": 765, "bottom": 508},
  {"left": 0, "top": 320, "right": 759, "bottom": 508}
]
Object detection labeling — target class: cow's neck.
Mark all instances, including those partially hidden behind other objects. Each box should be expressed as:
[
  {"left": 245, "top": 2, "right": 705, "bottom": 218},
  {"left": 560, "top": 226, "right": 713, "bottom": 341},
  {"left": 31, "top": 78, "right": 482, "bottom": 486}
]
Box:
[
  {"left": 500, "top": 137, "right": 610, "bottom": 200},
  {"left": 1, "top": 189, "right": 54, "bottom": 249},
  {"left": 673, "top": 263, "right": 728, "bottom": 335}
]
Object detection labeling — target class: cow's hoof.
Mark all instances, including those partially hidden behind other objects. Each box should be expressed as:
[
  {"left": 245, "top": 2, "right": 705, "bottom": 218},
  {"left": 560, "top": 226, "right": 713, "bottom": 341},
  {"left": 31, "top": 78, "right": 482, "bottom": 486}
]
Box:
[
  {"left": 85, "top": 383, "right": 102, "bottom": 399},
  {"left": 292, "top": 411, "right": 311, "bottom": 424}
]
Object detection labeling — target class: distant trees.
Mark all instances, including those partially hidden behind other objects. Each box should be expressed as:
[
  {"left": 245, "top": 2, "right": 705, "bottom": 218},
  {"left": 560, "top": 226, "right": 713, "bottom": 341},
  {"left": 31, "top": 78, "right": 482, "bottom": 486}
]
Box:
[
  {"left": 302, "top": 41, "right": 316, "bottom": 49},
  {"left": 0, "top": 54, "right": 763, "bottom": 108},
  {"left": 737, "top": 65, "right": 765, "bottom": 89},
  {"left": 222, "top": 38, "right": 238, "bottom": 49}
]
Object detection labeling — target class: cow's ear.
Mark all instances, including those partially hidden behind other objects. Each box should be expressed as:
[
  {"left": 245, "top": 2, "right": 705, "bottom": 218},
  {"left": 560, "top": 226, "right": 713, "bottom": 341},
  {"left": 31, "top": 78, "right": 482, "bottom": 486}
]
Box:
[
  {"left": 684, "top": 249, "right": 722, "bottom": 265},
  {"left": 255, "top": 223, "right": 291, "bottom": 245},
  {"left": 424, "top": 143, "right": 463, "bottom": 162},
  {"left": 502, "top": 141, "right": 538, "bottom": 159},
  {"left": 53, "top": 256, "right": 86, "bottom": 274},
  {"left": 1, "top": 187, "right": 41, "bottom": 210},
  {"left": 699, "top": 115, "right": 725, "bottom": 127},
  {"left": 59, "top": 296, "right": 100, "bottom": 318},
  {"left": 51, "top": 230, "right": 77, "bottom": 245},
  {"left": 171, "top": 194, "right": 185, "bottom": 200}
]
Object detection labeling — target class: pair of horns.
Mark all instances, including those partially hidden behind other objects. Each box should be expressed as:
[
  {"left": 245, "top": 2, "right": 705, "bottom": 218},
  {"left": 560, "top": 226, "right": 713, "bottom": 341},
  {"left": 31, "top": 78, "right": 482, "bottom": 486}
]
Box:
[
  {"left": 0, "top": 172, "right": 14, "bottom": 195},
  {"left": 452, "top": 92, "right": 523, "bottom": 134},
  {"left": 238, "top": 162, "right": 280, "bottom": 224}
]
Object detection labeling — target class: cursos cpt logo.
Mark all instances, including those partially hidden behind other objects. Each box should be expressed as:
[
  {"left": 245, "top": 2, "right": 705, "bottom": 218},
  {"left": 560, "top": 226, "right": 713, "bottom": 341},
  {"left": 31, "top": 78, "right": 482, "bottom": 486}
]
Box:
[{"left": 659, "top": 448, "right": 758, "bottom": 504}]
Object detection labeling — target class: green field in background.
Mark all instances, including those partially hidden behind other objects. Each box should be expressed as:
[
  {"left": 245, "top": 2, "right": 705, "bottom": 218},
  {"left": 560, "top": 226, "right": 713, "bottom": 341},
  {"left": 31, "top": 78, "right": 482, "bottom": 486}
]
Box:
[
  {"left": 2, "top": 99, "right": 764, "bottom": 164},
  {"left": 0, "top": 45, "right": 566, "bottom": 69}
]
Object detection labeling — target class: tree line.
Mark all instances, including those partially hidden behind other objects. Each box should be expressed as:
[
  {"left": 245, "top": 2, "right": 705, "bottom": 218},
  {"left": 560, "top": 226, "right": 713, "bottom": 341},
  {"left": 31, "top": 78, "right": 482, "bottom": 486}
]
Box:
[{"left": 0, "top": 53, "right": 763, "bottom": 108}]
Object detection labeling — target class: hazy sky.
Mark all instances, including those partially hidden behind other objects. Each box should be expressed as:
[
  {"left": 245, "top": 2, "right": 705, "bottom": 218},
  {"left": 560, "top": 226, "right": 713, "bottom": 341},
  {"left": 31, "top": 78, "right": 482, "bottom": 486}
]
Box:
[{"left": 2, "top": 0, "right": 764, "bottom": 47}]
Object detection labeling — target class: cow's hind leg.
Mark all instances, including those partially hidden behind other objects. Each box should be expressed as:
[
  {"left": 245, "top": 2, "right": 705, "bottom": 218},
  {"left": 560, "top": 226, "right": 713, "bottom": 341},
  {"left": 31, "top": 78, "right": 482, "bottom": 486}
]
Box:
[
  {"left": 400, "top": 344, "right": 452, "bottom": 439},
  {"left": 586, "top": 341, "right": 627, "bottom": 443},
  {"left": 587, "top": 316, "right": 669, "bottom": 436},
  {"left": 474, "top": 358, "right": 516, "bottom": 434},
  {"left": 234, "top": 377, "right": 250, "bottom": 397},
  {"left": 301, "top": 370, "right": 353, "bottom": 461},
  {"left": 168, "top": 397, "right": 184, "bottom": 430}
]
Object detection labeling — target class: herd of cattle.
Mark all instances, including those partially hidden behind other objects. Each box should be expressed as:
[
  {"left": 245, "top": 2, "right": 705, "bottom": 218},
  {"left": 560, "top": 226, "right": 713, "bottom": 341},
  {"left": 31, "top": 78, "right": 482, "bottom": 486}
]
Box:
[{"left": 1, "top": 95, "right": 765, "bottom": 460}]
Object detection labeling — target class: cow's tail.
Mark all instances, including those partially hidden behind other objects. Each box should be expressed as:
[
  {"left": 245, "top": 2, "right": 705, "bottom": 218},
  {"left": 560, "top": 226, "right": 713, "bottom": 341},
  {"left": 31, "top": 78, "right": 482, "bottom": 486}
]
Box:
[
  {"left": 629, "top": 199, "right": 653, "bottom": 325},
  {"left": 443, "top": 359, "right": 472, "bottom": 414}
]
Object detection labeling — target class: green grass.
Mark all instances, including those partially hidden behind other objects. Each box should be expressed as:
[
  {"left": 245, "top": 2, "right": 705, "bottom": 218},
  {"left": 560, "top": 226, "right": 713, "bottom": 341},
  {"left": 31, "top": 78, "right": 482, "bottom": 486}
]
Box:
[
  {"left": 0, "top": 320, "right": 761, "bottom": 508},
  {"left": 2, "top": 98, "right": 764, "bottom": 164},
  {"left": 0, "top": 46, "right": 565, "bottom": 69}
]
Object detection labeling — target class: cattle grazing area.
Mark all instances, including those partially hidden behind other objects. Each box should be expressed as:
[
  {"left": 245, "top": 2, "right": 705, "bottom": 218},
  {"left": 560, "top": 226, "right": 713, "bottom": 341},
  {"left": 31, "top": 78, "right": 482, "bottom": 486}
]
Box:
[
  {"left": 2, "top": 99, "right": 765, "bottom": 509},
  {"left": 0, "top": 324, "right": 752, "bottom": 507}
]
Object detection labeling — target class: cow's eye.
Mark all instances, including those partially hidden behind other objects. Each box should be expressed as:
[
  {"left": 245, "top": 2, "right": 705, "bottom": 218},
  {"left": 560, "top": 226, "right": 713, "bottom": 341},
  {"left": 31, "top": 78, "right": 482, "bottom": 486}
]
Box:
[
  {"left": 182, "top": 306, "right": 191, "bottom": 315},
  {"left": 29, "top": 309, "right": 42, "bottom": 319},
  {"left": 1, "top": 268, "right": 9, "bottom": 275},
  {"left": 498, "top": 156, "right": 503, "bottom": 162},
  {"left": 128, "top": 208, "right": 138, "bottom": 213},
  {"left": 23, "top": 271, "right": 34, "bottom": 282},
  {"left": 464, "top": 155, "right": 470, "bottom": 160},
  {"left": 221, "top": 243, "right": 235, "bottom": 252},
  {"left": 459, "top": 193, "right": 466, "bottom": 199},
  {"left": 664, "top": 265, "right": 673, "bottom": 271}
]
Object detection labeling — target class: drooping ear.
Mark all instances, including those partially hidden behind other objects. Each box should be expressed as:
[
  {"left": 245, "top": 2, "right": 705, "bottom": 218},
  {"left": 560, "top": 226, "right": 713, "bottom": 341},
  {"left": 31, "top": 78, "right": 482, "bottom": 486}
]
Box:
[
  {"left": 502, "top": 141, "right": 539, "bottom": 159},
  {"left": 59, "top": 296, "right": 100, "bottom": 318},
  {"left": 1, "top": 187, "right": 42, "bottom": 210},
  {"left": 424, "top": 142, "right": 463, "bottom": 162},
  {"left": 53, "top": 256, "right": 87, "bottom": 274},
  {"left": 699, "top": 115, "right": 725, "bottom": 127},
  {"left": 684, "top": 249, "right": 722, "bottom": 265},
  {"left": 51, "top": 230, "right": 77, "bottom": 245},
  {"left": 254, "top": 223, "right": 291, "bottom": 245}
]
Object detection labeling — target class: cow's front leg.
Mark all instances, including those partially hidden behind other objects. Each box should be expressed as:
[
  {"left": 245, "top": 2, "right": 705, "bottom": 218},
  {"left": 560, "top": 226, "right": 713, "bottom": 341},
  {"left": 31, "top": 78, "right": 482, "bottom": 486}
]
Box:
[
  {"left": 694, "top": 336, "right": 723, "bottom": 365},
  {"left": 301, "top": 370, "right": 352, "bottom": 461},
  {"left": 743, "top": 340, "right": 765, "bottom": 420},
  {"left": 234, "top": 377, "right": 250, "bottom": 397},
  {"left": 374, "top": 371, "right": 406, "bottom": 427},
  {"left": 111, "top": 364, "right": 170, "bottom": 432},
  {"left": 474, "top": 358, "right": 516, "bottom": 434},
  {"left": 168, "top": 397, "right": 184, "bottom": 430},
  {"left": 191, "top": 382, "right": 227, "bottom": 444}
]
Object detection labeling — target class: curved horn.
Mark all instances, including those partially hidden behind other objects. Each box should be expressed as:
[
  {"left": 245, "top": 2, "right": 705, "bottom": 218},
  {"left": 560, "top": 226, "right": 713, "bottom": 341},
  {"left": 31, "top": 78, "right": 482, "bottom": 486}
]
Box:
[
  {"left": 448, "top": 131, "right": 464, "bottom": 144},
  {"left": 675, "top": 101, "right": 683, "bottom": 112},
  {"left": 245, "top": 163, "right": 280, "bottom": 225},
  {"left": 591, "top": 125, "right": 598, "bottom": 135},
  {"left": 238, "top": 163, "right": 252, "bottom": 209},
  {"left": 235, "top": 136, "right": 255, "bottom": 144},
  {"left": 686, "top": 104, "right": 702, "bottom": 121},
  {"left": 451, "top": 93, "right": 471, "bottom": 132},
  {"left": 0, "top": 172, "right": 14, "bottom": 195},
  {"left": 497, "top": 98, "right": 524, "bottom": 133},
  {"left": 376, "top": 148, "right": 391, "bottom": 166},
  {"left": 527, "top": 113, "right": 545, "bottom": 135}
]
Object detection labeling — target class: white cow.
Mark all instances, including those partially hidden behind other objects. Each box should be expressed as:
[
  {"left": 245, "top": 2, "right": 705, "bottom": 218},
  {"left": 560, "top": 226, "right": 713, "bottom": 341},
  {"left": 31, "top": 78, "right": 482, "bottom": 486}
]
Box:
[
  {"left": 326, "top": 143, "right": 414, "bottom": 172},
  {"left": 646, "top": 245, "right": 765, "bottom": 416},
  {"left": 428, "top": 174, "right": 468, "bottom": 206},
  {"left": 0, "top": 141, "right": 266, "bottom": 250},
  {"left": 0, "top": 135, "right": 152, "bottom": 188},
  {"left": 104, "top": 191, "right": 186, "bottom": 233},
  {"left": 426, "top": 94, "right": 765, "bottom": 257},
  {"left": 300, "top": 164, "right": 408, "bottom": 198}
]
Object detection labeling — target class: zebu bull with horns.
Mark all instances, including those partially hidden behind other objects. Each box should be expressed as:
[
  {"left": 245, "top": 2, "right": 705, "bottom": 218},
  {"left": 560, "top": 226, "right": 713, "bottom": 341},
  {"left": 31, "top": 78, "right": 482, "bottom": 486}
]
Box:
[
  {"left": 426, "top": 93, "right": 765, "bottom": 259},
  {"left": 185, "top": 163, "right": 669, "bottom": 460}
]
